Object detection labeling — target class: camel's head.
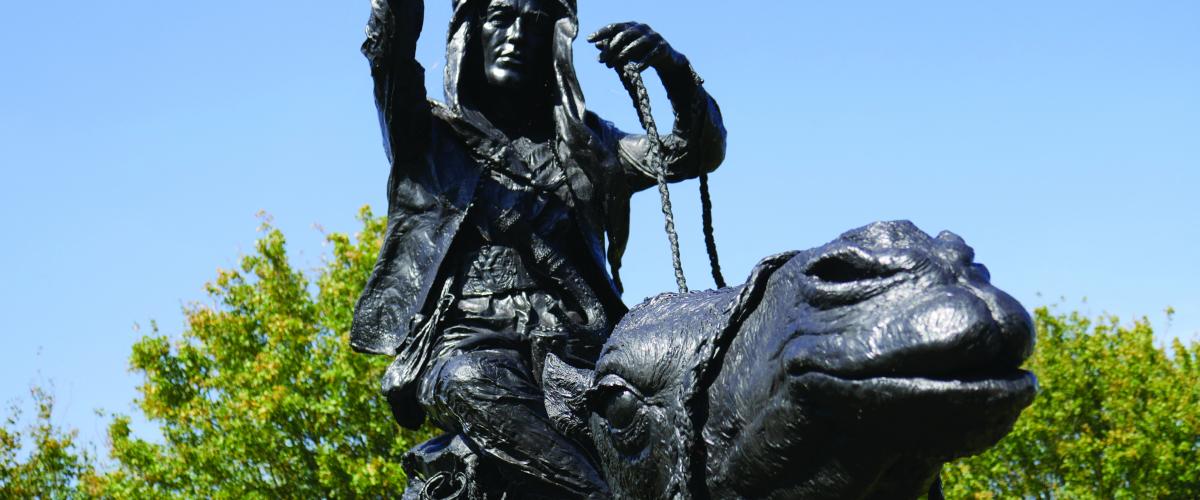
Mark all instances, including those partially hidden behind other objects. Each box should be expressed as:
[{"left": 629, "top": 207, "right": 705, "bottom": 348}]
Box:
[{"left": 584, "top": 221, "right": 1036, "bottom": 498}]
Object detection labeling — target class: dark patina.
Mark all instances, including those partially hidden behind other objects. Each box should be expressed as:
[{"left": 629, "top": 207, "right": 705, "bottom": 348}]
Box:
[
  {"left": 350, "top": 1, "right": 1035, "bottom": 498},
  {"left": 353, "top": 0, "right": 723, "bottom": 497}
]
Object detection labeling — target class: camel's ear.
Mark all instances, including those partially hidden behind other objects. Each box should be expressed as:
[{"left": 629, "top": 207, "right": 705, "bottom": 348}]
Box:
[{"left": 542, "top": 352, "right": 596, "bottom": 446}]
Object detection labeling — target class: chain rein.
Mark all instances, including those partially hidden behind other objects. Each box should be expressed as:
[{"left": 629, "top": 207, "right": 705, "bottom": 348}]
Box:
[
  {"left": 618, "top": 61, "right": 725, "bottom": 293},
  {"left": 690, "top": 68, "right": 727, "bottom": 289}
]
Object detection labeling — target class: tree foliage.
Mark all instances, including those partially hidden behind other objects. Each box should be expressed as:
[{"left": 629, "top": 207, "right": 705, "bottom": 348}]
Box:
[
  {"left": 0, "top": 208, "right": 434, "bottom": 498},
  {"left": 94, "top": 208, "right": 435, "bottom": 498},
  {"left": 1, "top": 387, "right": 100, "bottom": 499},
  {"left": 3, "top": 211, "right": 1198, "bottom": 497},
  {"left": 943, "top": 307, "right": 1200, "bottom": 499}
]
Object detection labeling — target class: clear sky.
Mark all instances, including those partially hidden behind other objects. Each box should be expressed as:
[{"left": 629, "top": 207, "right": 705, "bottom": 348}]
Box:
[{"left": 2, "top": 1, "right": 1197, "bottom": 449}]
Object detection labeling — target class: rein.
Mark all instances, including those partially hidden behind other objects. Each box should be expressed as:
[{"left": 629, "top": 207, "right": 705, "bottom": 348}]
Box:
[{"left": 617, "top": 62, "right": 726, "bottom": 293}]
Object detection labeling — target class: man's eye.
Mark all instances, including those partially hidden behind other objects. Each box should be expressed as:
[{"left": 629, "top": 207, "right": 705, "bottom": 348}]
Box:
[{"left": 486, "top": 10, "right": 514, "bottom": 25}]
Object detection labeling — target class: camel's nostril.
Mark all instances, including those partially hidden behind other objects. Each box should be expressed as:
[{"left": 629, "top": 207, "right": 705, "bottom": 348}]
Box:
[{"left": 805, "top": 251, "right": 899, "bottom": 283}]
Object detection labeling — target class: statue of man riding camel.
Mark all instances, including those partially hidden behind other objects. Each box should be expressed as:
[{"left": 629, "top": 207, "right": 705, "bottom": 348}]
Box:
[{"left": 348, "top": 1, "right": 1036, "bottom": 499}]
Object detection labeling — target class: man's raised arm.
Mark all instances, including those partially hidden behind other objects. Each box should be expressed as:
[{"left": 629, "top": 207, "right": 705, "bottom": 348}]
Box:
[
  {"left": 588, "top": 22, "right": 728, "bottom": 193},
  {"left": 363, "top": 0, "right": 430, "bottom": 165}
]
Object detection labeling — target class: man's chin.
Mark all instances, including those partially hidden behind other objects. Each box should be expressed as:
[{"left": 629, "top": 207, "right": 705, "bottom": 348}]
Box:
[{"left": 484, "top": 70, "right": 529, "bottom": 91}]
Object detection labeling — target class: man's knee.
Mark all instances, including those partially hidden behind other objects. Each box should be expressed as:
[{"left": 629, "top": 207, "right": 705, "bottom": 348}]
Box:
[
  {"left": 425, "top": 350, "right": 539, "bottom": 412},
  {"left": 436, "top": 353, "right": 492, "bottom": 397}
]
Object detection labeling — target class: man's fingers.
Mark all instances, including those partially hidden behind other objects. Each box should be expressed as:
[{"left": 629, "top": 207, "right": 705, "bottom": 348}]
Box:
[
  {"left": 587, "top": 22, "right": 632, "bottom": 43},
  {"left": 598, "top": 32, "right": 636, "bottom": 66},
  {"left": 603, "top": 27, "right": 644, "bottom": 62},
  {"left": 589, "top": 22, "right": 666, "bottom": 70},
  {"left": 636, "top": 45, "right": 667, "bottom": 72},
  {"left": 615, "top": 35, "right": 657, "bottom": 68}
]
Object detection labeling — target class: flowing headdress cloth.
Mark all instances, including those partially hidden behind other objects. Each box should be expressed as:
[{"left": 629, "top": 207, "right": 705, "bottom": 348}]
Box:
[{"left": 441, "top": 0, "right": 632, "bottom": 296}]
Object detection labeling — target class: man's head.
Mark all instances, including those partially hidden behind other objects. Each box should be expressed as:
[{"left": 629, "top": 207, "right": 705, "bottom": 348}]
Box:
[{"left": 478, "top": 0, "right": 560, "bottom": 91}]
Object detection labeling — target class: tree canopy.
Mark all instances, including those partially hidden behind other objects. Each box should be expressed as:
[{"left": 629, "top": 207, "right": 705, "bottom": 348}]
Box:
[
  {"left": 4, "top": 208, "right": 435, "bottom": 498},
  {"left": 1, "top": 387, "right": 98, "bottom": 499},
  {"left": 942, "top": 308, "right": 1200, "bottom": 499},
  {"left": 2, "top": 210, "right": 1198, "bottom": 498}
]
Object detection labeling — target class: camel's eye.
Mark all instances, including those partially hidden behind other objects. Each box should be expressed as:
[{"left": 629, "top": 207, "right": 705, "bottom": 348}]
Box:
[
  {"left": 593, "top": 376, "right": 650, "bottom": 456},
  {"left": 606, "top": 388, "right": 639, "bottom": 429}
]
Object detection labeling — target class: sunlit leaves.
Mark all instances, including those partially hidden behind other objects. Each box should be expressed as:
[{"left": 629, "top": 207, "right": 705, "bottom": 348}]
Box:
[
  {"left": 943, "top": 308, "right": 1200, "bottom": 499},
  {"left": 91, "top": 207, "right": 433, "bottom": 498},
  {"left": 0, "top": 388, "right": 100, "bottom": 499}
]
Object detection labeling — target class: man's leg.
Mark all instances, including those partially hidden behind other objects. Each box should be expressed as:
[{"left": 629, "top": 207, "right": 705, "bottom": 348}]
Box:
[{"left": 420, "top": 349, "right": 609, "bottom": 499}]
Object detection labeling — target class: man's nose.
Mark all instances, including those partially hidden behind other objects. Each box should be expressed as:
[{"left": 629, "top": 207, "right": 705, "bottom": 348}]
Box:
[{"left": 506, "top": 17, "right": 528, "bottom": 42}]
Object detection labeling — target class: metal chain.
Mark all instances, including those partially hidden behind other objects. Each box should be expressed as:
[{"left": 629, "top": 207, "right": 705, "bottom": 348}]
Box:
[
  {"left": 619, "top": 62, "right": 688, "bottom": 293},
  {"left": 698, "top": 173, "right": 725, "bottom": 288},
  {"left": 688, "top": 68, "right": 727, "bottom": 289}
]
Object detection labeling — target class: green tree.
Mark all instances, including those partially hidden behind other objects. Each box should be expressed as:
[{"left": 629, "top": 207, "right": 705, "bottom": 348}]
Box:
[
  {"left": 943, "top": 307, "right": 1200, "bottom": 499},
  {"left": 94, "top": 208, "right": 435, "bottom": 498},
  {"left": 1, "top": 387, "right": 99, "bottom": 498},
  {"left": 6, "top": 210, "right": 1199, "bottom": 498}
]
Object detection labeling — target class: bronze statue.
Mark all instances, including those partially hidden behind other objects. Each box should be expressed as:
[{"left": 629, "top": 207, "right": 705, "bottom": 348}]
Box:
[
  {"left": 396, "top": 222, "right": 1036, "bottom": 499},
  {"left": 350, "top": 0, "right": 724, "bottom": 497},
  {"left": 350, "top": 1, "right": 1035, "bottom": 498}
]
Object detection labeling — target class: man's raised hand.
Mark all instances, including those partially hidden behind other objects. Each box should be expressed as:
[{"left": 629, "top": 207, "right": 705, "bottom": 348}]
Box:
[{"left": 588, "top": 22, "right": 685, "bottom": 73}]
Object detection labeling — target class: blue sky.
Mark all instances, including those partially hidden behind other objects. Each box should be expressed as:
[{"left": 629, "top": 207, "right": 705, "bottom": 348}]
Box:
[{"left": 2, "top": 1, "right": 1197, "bottom": 449}]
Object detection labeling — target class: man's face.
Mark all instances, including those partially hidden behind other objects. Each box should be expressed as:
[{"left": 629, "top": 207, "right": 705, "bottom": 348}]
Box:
[{"left": 479, "top": 0, "right": 556, "bottom": 90}]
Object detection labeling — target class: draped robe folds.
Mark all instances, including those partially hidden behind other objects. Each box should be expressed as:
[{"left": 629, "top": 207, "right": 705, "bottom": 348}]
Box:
[{"left": 350, "top": 0, "right": 727, "bottom": 429}]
